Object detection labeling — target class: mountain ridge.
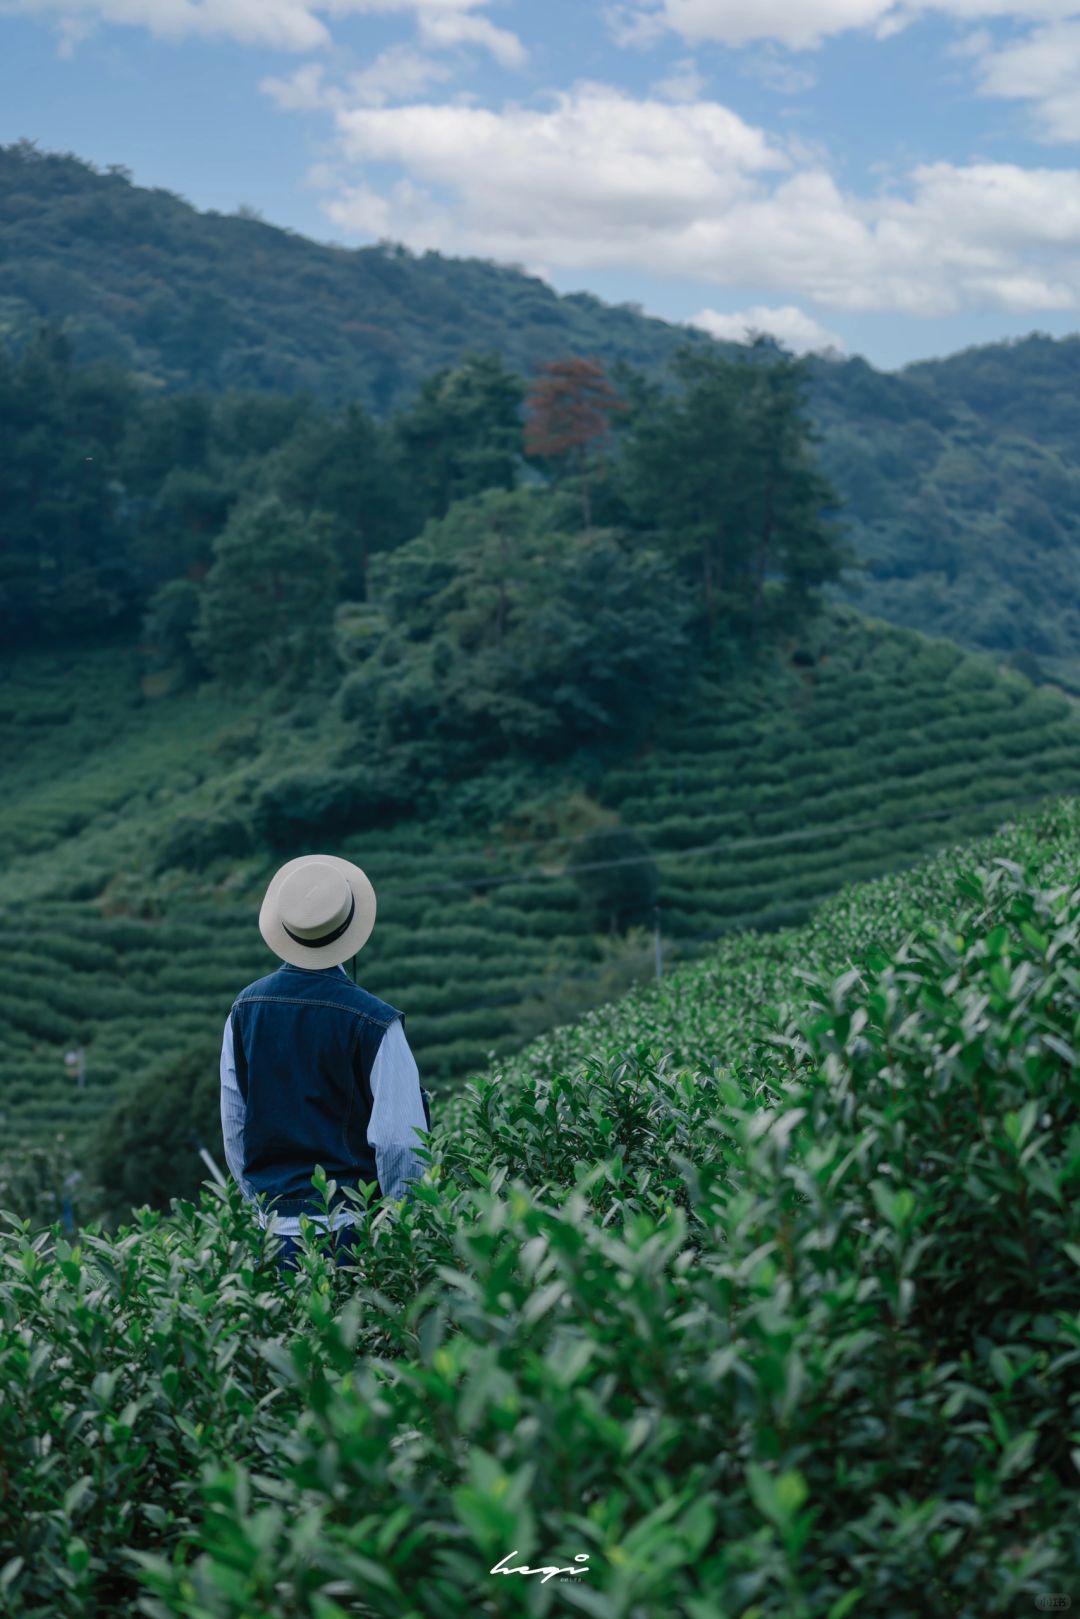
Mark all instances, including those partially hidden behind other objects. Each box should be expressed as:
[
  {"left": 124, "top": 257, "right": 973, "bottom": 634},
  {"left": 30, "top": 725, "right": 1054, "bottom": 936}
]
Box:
[{"left": 4, "top": 137, "right": 1080, "bottom": 674}]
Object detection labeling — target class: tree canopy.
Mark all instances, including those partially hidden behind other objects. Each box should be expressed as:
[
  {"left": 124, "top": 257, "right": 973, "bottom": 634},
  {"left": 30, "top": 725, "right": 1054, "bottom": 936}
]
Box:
[
  {"left": 617, "top": 339, "right": 851, "bottom": 642},
  {"left": 339, "top": 486, "right": 700, "bottom": 770},
  {"left": 193, "top": 494, "right": 342, "bottom": 687}
]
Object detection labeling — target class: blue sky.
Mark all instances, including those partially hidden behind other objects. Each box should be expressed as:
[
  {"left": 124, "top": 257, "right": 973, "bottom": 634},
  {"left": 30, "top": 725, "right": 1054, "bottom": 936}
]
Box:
[{"left": 4, "top": 0, "right": 1080, "bottom": 370}]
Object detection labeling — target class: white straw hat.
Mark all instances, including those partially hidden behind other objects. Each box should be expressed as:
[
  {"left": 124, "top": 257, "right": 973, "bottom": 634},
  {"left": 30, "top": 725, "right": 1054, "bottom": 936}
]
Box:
[{"left": 259, "top": 854, "right": 376, "bottom": 969}]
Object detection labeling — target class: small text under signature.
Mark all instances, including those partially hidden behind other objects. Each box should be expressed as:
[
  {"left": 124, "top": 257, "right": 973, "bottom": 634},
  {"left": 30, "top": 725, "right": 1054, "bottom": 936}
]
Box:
[{"left": 491, "top": 1551, "right": 591, "bottom": 1584}]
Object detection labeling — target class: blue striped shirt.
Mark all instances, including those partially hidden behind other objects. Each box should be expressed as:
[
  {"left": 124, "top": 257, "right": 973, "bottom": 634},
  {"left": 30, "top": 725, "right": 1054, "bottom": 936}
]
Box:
[{"left": 219, "top": 965, "right": 430, "bottom": 1233}]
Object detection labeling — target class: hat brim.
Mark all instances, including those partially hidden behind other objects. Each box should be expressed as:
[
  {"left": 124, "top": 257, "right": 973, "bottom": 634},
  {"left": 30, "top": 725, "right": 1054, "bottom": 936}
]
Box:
[{"left": 259, "top": 854, "right": 377, "bottom": 969}]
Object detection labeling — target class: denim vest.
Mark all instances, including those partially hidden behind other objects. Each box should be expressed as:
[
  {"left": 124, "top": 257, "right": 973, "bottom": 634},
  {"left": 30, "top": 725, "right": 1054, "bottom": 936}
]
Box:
[{"left": 230, "top": 963, "right": 426, "bottom": 1220}]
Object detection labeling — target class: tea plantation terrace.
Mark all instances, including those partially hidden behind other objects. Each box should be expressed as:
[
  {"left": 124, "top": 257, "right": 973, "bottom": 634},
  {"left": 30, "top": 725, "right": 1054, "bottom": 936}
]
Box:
[{"left": 0, "top": 606, "right": 1077, "bottom": 1154}]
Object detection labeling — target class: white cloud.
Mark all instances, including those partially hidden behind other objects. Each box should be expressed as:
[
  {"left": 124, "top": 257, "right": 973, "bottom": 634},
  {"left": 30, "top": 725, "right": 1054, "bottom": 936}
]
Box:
[
  {"left": 263, "top": 61, "right": 340, "bottom": 108},
  {"left": 304, "top": 159, "right": 346, "bottom": 187},
  {"left": 739, "top": 44, "right": 817, "bottom": 93},
  {"left": 0, "top": 0, "right": 525, "bottom": 60},
  {"left": 943, "top": 24, "right": 995, "bottom": 55},
  {"left": 330, "top": 84, "right": 790, "bottom": 227},
  {"left": 349, "top": 44, "right": 455, "bottom": 103},
  {"left": 647, "top": 0, "right": 900, "bottom": 49},
  {"left": 602, "top": 2, "right": 669, "bottom": 48},
  {"left": 967, "top": 20, "right": 1080, "bottom": 142},
  {"left": 304, "top": 82, "right": 1080, "bottom": 317},
  {"left": 263, "top": 44, "right": 453, "bottom": 109},
  {"left": 649, "top": 56, "right": 706, "bottom": 99},
  {"left": 688, "top": 304, "right": 847, "bottom": 352},
  {"left": 607, "top": 1, "right": 1080, "bottom": 51},
  {"left": 52, "top": 12, "right": 96, "bottom": 52},
  {"left": 1, "top": 0, "right": 332, "bottom": 49},
  {"left": 412, "top": 6, "right": 525, "bottom": 66}
]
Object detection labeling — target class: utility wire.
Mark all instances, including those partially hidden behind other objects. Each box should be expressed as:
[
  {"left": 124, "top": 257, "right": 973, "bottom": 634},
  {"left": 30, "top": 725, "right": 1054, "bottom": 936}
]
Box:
[
  {"left": 6, "top": 787, "right": 1065, "bottom": 921},
  {"left": 38, "top": 787, "right": 1067, "bottom": 1115},
  {"left": 373, "top": 787, "right": 1059, "bottom": 897},
  {"left": 384, "top": 789, "right": 1066, "bottom": 1028}
]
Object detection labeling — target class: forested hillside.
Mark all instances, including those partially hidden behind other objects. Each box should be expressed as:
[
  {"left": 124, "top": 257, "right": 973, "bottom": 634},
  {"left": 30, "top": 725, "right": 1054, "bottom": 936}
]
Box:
[
  {"left": 903, "top": 331, "right": 1080, "bottom": 454},
  {"left": 4, "top": 140, "right": 1080, "bottom": 677},
  {"left": 806, "top": 341, "right": 1080, "bottom": 681},
  {"left": 0, "top": 139, "right": 716, "bottom": 409}
]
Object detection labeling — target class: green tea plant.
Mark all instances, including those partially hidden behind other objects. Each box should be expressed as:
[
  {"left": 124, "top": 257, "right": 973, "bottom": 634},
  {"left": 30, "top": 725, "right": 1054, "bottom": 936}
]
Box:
[{"left": 1, "top": 795, "right": 1078, "bottom": 1618}]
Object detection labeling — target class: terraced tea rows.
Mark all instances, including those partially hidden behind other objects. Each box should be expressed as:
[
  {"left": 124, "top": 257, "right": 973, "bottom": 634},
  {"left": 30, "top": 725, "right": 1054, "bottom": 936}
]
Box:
[{"left": 1, "top": 608, "right": 1077, "bottom": 1150}]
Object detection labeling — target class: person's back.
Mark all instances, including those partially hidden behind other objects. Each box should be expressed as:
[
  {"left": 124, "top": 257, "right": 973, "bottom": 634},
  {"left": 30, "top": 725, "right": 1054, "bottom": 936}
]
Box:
[{"left": 219, "top": 854, "right": 431, "bottom": 1273}]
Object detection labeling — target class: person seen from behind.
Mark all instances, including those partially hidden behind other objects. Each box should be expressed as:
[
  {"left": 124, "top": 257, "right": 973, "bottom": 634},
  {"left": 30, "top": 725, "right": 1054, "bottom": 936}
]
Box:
[{"left": 219, "top": 854, "right": 431, "bottom": 1281}]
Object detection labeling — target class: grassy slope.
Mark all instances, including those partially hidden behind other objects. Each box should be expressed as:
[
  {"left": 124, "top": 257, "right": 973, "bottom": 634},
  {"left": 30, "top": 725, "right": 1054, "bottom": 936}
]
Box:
[{"left": 2, "top": 605, "right": 1078, "bottom": 1152}]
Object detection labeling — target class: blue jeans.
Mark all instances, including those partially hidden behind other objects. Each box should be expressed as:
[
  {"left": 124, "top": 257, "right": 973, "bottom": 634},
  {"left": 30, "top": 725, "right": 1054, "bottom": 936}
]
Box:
[{"left": 272, "top": 1219, "right": 363, "bottom": 1282}]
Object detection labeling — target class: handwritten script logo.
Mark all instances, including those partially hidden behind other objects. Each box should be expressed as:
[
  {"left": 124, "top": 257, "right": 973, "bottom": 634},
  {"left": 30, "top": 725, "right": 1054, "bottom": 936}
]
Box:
[{"left": 491, "top": 1551, "right": 591, "bottom": 1585}]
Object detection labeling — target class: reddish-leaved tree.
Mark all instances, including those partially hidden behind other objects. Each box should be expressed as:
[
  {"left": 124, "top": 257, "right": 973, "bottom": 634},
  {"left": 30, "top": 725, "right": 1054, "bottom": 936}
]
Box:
[{"left": 523, "top": 356, "right": 627, "bottom": 532}]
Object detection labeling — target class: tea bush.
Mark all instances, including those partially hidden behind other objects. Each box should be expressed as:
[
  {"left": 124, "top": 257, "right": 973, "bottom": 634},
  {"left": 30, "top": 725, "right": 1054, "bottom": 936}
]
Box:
[{"left": 1, "top": 796, "right": 1078, "bottom": 1617}]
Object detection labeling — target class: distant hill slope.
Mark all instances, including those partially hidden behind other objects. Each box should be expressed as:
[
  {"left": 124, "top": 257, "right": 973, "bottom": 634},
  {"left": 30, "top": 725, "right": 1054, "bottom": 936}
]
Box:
[
  {"left": 805, "top": 345, "right": 1080, "bottom": 685},
  {"left": 1, "top": 605, "right": 1077, "bottom": 1158},
  {"left": 900, "top": 330, "right": 1080, "bottom": 458},
  {"left": 0, "top": 139, "right": 719, "bottom": 410},
  {"left": 4, "top": 141, "right": 1080, "bottom": 678}
]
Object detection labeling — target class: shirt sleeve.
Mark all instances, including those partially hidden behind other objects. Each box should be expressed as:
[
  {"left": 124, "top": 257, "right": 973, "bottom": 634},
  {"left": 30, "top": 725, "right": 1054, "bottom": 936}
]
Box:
[
  {"left": 219, "top": 1013, "right": 253, "bottom": 1200},
  {"left": 367, "top": 1016, "right": 431, "bottom": 1205}
]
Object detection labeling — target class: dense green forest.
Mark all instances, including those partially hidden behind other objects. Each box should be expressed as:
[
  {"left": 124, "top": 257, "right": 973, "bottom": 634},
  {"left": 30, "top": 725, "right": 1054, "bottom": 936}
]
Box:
[
  {"left": 806, "top": 343, "right": 1080, "bottom": 679},
  {"left": 4, "top": 139, "right": 1080, "bottom": 678},
  {"left": 0, "top": 317, "right": 844, "bottom": 654},
  {"left": 3, "top": 797, "right": 1078, "bottom": 1616},
  {"left": 0, "top": 139, "right": 716, "bottom": 408}
]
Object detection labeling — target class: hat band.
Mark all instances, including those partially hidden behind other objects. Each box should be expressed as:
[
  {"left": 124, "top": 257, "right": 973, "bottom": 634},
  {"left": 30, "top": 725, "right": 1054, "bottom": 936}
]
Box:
[{"left": 281, "top": 890, "right": 356, "bottom": 950}]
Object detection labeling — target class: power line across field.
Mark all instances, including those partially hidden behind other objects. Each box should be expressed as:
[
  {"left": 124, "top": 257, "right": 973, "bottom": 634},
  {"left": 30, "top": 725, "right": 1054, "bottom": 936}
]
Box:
[{"left": 373, "top": 789, "right": 1055, "bottom": 896}]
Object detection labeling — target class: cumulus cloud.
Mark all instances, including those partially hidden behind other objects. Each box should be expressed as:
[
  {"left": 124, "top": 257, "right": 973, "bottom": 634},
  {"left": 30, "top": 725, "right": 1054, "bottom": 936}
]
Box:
[
  {"left": 329, "top": 85, "right": 791, "bottom": 230},
  {"left": 0, "top": 0, "right": 525, "bottom": 60},
  {"left": 645, "top": 0, "right": 900, "bottom": 50},
  {"left": 943, "top": 24, "right": 996, "bottom": 55},
  {"left": 263, "top": 45, "right": 454, "bottom": 109},
  {"left": 1, "top": 0, "right": 330, "bottom": 49},
  {"left": 688, "top": 304, "right": 847, "bottom": 353},
  {"left": 263, "top": 61, "right": 339, "bottom": 108},
  {"left": 739, "top": 45, "right": 817, "bottom": 93},
  {"left": 294, "top": 81, "right": 1080, "bottom": 316},
  {"left": 602, "top": 1, "right": 670, "bottom": 48},
  {"left": 349, "top": 44, "right": 455, "bottom": 103},
  {"left": 967, "top": 20, "right": 1080, "bottom": 142},
  {"left": 649, "top": 57, "right": 707, "bottom": 100},
  {"left": 412, "top": 6, "right": 524, "bottom": 66},
  {"left": 606, "top": 0, "right": 1080, "bottom": 51}
]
